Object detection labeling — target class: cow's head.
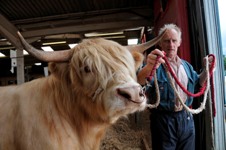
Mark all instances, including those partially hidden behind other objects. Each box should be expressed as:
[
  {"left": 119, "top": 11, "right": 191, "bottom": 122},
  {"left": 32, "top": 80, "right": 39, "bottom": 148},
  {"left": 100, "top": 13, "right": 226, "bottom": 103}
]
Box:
[{"left": 17, "top": 32, "right": 164, "bottom": 123}]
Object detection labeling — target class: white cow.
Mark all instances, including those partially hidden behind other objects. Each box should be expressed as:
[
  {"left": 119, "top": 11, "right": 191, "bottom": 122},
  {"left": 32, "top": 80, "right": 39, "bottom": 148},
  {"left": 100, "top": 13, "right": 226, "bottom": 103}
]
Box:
[{"left": 0, "top": 32, "right": 164, "bottom": 150}]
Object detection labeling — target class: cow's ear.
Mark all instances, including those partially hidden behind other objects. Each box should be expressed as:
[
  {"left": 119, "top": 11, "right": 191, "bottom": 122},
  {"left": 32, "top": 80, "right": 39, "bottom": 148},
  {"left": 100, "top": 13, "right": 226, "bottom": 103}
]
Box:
[
  {"left": 48, "top": 62, "right": 69, "bottom": 78},
  {"left": 131, "top": 51, "right": 144, "bottom": 70}
]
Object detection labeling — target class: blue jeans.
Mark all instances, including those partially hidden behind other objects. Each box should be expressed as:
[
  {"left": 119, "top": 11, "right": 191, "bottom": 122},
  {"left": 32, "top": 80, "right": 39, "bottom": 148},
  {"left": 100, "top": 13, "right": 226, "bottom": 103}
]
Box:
[{"left": 150, "top": 109, "right": 195, "bottom": 150}]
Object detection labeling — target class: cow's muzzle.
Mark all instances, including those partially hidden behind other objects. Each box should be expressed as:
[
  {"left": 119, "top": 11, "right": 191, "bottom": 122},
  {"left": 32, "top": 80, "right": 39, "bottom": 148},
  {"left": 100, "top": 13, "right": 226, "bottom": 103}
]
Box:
[{"left": 117, "top": 85, "right": 145, "bottom": 103}]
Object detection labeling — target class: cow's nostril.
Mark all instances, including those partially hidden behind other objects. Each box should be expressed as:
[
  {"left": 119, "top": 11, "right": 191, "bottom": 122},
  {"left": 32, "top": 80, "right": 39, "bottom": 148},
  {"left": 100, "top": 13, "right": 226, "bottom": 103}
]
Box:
[
  {"left": 117, "top": 89, "right": 131, "bottom": 100},
  {"left": 139, "top": 90, "right": 144, "bottom": 97}
]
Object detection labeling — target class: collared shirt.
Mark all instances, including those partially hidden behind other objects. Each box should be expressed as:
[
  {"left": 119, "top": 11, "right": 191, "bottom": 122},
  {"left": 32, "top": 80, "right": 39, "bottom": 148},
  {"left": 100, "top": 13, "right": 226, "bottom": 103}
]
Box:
[{"left": 167, "top": 56, "right": 188, "bottom": 111}]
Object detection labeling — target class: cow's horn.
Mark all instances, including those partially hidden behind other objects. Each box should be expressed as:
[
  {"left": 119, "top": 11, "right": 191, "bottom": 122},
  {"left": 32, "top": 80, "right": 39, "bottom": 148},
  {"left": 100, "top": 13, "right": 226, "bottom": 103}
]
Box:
[
  {"left": 126, "top": 30, "right": 166, "bottom": 53},
  {"left": 17, "top": 32, "right": 72, "bottom": 62}
]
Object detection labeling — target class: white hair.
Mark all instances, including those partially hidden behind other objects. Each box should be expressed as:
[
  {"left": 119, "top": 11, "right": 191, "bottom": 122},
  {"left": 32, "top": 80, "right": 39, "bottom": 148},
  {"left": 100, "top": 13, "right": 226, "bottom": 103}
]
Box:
[{"left": 158, "top": 24, "right": 182, "bottom": 41}]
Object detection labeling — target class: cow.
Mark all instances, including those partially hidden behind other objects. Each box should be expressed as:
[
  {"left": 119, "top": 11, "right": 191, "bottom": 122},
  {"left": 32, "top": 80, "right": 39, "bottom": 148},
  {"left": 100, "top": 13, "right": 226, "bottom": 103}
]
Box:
[{"left": 0, "top": 31, "right": 164, "bottom": 150}]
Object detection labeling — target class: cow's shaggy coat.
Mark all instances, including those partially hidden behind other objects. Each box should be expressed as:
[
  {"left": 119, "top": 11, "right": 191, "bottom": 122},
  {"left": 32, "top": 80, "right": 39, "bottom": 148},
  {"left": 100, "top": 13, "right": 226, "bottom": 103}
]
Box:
[{"left": 0, "top": 38, "right": 147, "bottom": 150}]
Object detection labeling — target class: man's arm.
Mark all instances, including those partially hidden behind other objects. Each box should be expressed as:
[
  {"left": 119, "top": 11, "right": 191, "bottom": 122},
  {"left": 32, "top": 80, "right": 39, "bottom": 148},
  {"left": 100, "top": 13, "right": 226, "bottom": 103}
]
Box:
[{"left": 137, "top": 64, "right": 154, "bottom": 85}]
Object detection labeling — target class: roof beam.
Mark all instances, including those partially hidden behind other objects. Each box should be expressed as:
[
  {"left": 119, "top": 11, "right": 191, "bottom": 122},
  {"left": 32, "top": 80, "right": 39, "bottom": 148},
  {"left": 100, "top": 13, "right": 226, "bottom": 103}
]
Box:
[
  {"left": 12, "top": 7, "right": 152, "bottom": 24},
  {"left": 0, "top": 14, "right": 23, "bottom": 49},
  {"left": 21, "top": 19, "right": 152, "bottom": 38}
]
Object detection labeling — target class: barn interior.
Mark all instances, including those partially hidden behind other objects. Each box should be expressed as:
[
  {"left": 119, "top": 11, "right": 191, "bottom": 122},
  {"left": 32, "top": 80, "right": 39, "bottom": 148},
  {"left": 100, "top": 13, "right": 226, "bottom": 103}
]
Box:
[
  {"left": 0, "top": 0, "right": 153, "bottom": 85},
  {"left": 1, "top": 1, "right": 224, "bottom": 150}
]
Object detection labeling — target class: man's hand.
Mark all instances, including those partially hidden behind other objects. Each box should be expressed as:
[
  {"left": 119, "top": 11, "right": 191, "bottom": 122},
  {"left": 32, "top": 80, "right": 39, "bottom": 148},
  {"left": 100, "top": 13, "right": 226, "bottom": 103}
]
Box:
[
  {"left": 146, "top": 49, "right": 165, "bottom": 69},
  {"left": 203, "top": 55, "right": 216, "bottom": 70}
]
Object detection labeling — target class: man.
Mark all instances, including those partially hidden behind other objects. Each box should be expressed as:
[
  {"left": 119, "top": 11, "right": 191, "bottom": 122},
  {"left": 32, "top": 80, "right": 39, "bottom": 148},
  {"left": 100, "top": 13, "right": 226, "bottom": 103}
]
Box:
[{"left": 137, "top": 24, "right": 215, "bottom": 150}]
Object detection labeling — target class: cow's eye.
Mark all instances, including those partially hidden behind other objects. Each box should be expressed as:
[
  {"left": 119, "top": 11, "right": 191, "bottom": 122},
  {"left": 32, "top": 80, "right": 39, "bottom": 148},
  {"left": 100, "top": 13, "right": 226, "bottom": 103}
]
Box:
[{"left": 84, "top": 66, "right": 91, "bottom": 73}]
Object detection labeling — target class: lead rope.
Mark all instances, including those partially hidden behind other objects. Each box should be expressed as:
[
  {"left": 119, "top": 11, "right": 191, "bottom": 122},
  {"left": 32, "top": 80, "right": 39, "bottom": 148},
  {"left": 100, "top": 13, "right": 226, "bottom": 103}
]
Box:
[
  {"left": 145, "top": 56, "right": 161, "bottom": 109},
  {"left": 163, "top": 54, "right": 215, "bottom": 114},
  {"left": 145, "top": 54, "right": 215, "bottom": 114},
  {"left": 164, "top": 56, "right": 210, "bottom": 114},
  {"left": 164, "top": 54, "right": 215, "bottom": 97}
]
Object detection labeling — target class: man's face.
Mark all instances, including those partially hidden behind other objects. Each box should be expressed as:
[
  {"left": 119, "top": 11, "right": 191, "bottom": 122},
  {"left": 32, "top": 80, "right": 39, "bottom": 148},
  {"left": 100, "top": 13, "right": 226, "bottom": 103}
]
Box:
[{"left": 159, "top": 29, "right": 181, "bottom": 59}]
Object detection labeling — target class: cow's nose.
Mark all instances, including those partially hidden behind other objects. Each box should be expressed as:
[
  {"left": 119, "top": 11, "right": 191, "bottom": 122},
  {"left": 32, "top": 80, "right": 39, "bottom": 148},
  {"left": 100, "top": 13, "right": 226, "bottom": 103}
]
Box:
[{"left": 117, "top": 86, "right": 145, "bottom": 103}]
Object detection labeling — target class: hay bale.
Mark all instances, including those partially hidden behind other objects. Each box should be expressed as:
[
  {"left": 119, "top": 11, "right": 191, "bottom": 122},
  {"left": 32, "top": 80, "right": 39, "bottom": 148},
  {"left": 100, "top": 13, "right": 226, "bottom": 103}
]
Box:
[{"left": 100, "top": 110, "right": 152, "bottom": 150}]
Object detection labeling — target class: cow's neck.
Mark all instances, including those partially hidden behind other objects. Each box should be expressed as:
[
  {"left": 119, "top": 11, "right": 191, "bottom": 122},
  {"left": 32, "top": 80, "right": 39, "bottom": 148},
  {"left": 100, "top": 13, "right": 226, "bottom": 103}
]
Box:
[
  {"left": 45, "top": 105, "right": 109, "bottom": 149},
  {"left": 43, "top": 76, "right": 110, "bottom": 149},
  {"left": 69, "top": 105, "right": 110, "bottom": 149}
]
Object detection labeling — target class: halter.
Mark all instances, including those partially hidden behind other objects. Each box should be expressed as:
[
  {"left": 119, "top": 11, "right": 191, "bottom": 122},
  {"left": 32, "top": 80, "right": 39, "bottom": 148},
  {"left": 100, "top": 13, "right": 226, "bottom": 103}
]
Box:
[{"left": 145, "top": 53, "right": 216, "bottom": 115}]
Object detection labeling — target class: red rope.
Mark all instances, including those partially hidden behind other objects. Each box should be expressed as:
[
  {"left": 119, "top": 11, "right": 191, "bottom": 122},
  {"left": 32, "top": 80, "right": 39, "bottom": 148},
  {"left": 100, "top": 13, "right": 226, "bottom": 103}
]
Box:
[
  {"left": 163, "top": 54, "right": 215, "bottom": 97},
  {"left": 163, "top": 54, "right": 216, "bottom": 116},
  {"left": 146, "top": 56, "right": 161, "bottom": 81},
  {"left": 146, "top": 54, "right": 216, "bottom": 116}
]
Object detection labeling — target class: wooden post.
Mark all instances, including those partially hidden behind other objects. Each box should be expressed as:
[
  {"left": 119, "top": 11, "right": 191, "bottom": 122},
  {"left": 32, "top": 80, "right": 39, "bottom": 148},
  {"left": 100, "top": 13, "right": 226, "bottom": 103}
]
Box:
[{"left": 16, "top": 49, "right": 24, "bottom": 84}]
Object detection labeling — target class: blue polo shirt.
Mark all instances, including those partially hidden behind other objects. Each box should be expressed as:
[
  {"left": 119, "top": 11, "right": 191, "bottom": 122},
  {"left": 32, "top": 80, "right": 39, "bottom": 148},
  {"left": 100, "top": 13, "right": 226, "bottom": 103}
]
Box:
[{"left": 146, "top": 60, "right": 199, "bottom": 111}]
